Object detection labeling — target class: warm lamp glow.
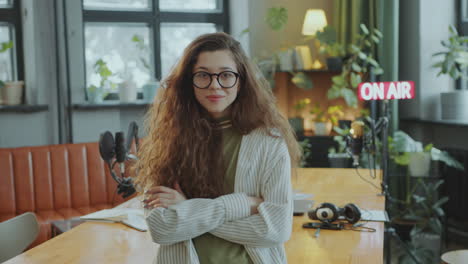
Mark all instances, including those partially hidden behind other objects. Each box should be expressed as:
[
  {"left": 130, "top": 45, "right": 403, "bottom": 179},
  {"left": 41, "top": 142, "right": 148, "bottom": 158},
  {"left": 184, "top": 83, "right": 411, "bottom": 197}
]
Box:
[{"left": 302, "top": 9, "right": 328, "bottom": 36}]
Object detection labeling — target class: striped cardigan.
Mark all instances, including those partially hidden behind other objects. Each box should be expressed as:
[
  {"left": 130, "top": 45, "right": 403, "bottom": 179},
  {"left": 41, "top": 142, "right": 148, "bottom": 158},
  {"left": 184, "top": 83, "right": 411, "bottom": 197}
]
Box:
[{"left": 145, "top": 128, "right": 293, "bottom": 264}]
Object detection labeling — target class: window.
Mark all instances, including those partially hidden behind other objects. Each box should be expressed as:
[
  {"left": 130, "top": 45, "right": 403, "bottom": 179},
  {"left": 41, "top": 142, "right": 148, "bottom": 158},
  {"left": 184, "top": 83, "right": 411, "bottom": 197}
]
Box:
[
  {"left": 0, "top": 0, "right": 23, "bottom": 86},
  {"left": 82, "top": 0, "right": 229, "bottom": 99},
  {"left": 458, "top": 0, "right": 468, "bottom": 90}
]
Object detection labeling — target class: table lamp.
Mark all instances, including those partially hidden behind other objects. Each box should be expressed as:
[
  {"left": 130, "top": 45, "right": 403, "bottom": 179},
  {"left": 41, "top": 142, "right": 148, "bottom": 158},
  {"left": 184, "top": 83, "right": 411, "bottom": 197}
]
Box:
[{"left": 302, "top": 9, "right": 327, "bottom": 69}]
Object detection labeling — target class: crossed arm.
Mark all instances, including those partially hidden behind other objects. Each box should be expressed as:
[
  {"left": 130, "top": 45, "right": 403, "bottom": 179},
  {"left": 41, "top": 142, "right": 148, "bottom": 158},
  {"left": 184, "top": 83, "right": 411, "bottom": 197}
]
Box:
[{"left": 144, "top": 143, "right": 292, "bottom": 247}]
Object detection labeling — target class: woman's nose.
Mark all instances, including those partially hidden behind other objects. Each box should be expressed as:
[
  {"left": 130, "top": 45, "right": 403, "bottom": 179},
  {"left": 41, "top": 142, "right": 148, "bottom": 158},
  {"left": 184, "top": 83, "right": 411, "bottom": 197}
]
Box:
[{"left": 208, "top": 75, "right": 222, "bottom": 90}]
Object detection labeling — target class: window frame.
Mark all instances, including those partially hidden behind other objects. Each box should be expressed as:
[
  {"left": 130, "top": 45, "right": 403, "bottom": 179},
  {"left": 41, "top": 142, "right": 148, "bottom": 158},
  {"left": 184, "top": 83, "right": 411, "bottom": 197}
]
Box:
[
  {"left": 457, "top": 0, "right": 468, "bottom": 90},
  {"left": 0, "top": 0, "right": 24, "bottom": 82},
  {"left": 459, "top": 0, "right": 468, "bottom": 35},
  {"left": 81, "top": 0, "right": 230, "bottom": 97}
]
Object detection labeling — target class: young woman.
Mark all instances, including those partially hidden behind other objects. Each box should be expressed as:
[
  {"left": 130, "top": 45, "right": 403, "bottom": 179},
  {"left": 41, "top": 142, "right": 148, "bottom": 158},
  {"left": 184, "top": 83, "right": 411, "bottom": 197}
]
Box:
[{"left": 135, "top": 32, "right": 301, "bottom": 264}]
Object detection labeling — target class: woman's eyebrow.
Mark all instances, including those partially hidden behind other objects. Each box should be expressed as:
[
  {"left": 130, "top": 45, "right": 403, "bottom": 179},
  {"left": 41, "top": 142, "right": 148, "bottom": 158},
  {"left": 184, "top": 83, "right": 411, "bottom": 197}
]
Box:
[{"left": 194, "top": 66, "right": 235, "bottom": 71}]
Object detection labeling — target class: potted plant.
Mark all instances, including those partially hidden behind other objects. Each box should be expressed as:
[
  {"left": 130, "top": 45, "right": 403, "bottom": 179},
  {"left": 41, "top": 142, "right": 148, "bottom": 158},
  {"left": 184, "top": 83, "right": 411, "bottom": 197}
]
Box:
[
  {"left": 389, "top": 130, "right": 464, "bottom": 177},
  {"left": 309, "top": 104, "right": 344, "bottom": 136},
  {"left": 0, "top": 40, "right": 25, "bottom": 105},
  {"left": 299, "top": 138, "right": 312, "bottom": 168},
  {"left": 327, "top": 126, "right": 352, "bottom": 168},
  {"left": 315, "top": 25, "right": 346, "bottom": 71},
  {"left": 394, "top": 179, "right": 449, "bottom": 264},
  {"left": 289, "top": 98, "right": 310, "bottom": 133},
  {"left": 327, "top": 24, "right": 384, "bottom": 107},
  {"left": 432, "top": 25, "right": 468, "bottom": 121},
  {"left": 386, "top": 130, "right": 464, "bottom": 263},
  {"left": 87, "top": 59, "right": 112, "bottom": 103}
]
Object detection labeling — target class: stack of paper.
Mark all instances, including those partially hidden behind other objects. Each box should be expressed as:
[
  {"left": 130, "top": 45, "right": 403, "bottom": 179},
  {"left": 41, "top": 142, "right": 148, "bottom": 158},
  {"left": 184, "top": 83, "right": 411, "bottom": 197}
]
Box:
[{"left": 80, "top": 208, "right": 148, "bottom": 231}]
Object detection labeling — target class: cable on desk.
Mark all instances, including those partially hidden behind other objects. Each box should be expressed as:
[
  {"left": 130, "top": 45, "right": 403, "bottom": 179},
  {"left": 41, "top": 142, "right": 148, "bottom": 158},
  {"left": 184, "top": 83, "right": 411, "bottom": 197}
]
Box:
[{"left": 355, "top": 167, "right": 381, "bottom": 191}]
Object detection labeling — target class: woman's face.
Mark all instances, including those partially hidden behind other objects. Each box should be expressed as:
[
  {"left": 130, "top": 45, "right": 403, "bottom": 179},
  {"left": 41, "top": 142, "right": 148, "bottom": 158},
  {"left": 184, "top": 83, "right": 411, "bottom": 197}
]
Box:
[{"left": 192, "top": 50, "right": 240, "bottom": 119}]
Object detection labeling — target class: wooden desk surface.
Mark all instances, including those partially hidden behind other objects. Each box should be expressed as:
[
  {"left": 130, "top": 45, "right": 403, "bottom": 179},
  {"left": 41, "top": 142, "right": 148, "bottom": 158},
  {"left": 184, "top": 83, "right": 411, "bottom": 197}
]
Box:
[
  {"left": 5, "top": 168, "right": 384, "bottom": 264},
  {"left": 286, "top": 168, "right": 384, "bottom": 264}
]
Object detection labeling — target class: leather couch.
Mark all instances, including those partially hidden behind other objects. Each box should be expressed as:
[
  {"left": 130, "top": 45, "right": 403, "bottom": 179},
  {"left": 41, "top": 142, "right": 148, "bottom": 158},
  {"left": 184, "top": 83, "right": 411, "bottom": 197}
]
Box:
[{"left": 0, "top": 142, "right": 132, "bottom": 247}]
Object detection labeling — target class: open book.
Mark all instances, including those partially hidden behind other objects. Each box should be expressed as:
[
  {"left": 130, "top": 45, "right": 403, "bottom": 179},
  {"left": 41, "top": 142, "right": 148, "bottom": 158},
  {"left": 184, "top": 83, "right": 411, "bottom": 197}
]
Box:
[{"left": 80, "top": 208, "right": 148, "bottom": 231}]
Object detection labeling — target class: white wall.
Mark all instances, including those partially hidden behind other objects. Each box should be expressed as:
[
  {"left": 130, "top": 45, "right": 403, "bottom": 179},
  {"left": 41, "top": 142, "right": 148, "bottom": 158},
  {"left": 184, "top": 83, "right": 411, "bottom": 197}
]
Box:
[{"left": 247, "top": 0, "right": 334, "bottom": 59}]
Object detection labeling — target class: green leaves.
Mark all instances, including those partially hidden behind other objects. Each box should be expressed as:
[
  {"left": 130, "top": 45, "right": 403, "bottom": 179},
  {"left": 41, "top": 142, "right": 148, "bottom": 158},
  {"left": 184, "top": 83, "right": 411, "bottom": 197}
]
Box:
[
  {"left": 0, "top": 41, "right": 13, "bottom": 53},
  {"left": 350, "top": 72, "right": 362, "bottom": 88},
  {"left": 430, "top": 148, "right": 465, "bottom": 170},
  {"left": 394, "top": 152, "right": 410, "bottom": 166},
  {"left": 239, "top": 27, "right": 250, "bottom": 38},
  {"left": 328, "top": 23, "right": 383, "bottom": 107},
  {"left": 360, "top": 24, "right": 369, "bottom": 35},
  {"left": 432, "top": 25, "right": 468, "bottom": 80},
  {"left": 265, "top": 7, "right": 288, "bottom": 31},
  {"left": 315, "top": 25, "right": 338, "bottom": 45},
  {"left": 94, "top": 59, "right": 112, "bottom": 80},
  {"left": 93, "top": 59, "right": 114, "bottom": 89},
  {"left": 341, "top": 88, "right": 357, "bottom": 107},
  {"left": 291, "top": 72, "right": 313, "bottom": 90}
]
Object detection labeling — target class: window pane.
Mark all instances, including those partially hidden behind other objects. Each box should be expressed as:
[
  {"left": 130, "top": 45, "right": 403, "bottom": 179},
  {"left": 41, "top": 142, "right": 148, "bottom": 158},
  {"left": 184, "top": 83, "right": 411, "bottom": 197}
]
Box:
[
  {"left": 159, "top": 0, "right": 218, "bottom": 11},
  {"left": 465, "top": 0, "right": 468, "bottom": 21},
  {"left": 84, "top": 24, "right": 152, "bottom": 93},
  {"left": 160, "top": 23, "right": 217, "bottom": 78},
  {"left": 0, "top": 24, "right": 14, "bottom": 82},
  {"left": 83, "top": 0, "right": 150, "bottom": 10},
  {"left": 0, "top": 0, "right": 12, "bottom": 8}
]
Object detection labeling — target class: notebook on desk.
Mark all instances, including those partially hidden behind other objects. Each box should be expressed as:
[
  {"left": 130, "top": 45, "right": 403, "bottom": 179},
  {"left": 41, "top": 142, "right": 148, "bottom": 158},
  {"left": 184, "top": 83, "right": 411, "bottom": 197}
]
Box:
[{"left": 80, "top": 208, "right": 148, "bottom": 231}]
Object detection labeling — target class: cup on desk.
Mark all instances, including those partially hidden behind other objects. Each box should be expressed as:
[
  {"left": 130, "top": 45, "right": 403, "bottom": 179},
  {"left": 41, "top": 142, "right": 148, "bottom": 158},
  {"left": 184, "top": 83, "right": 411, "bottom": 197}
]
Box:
[{"left": 293, "top": 199, "right": 314, "bottom": 214}]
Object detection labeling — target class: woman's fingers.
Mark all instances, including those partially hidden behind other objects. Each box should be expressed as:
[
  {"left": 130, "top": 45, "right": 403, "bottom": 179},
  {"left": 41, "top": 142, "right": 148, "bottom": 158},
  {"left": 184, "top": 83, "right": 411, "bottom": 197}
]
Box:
[
  {"left": 143, "top": 185, "right": 188, "bottom": 209},
  {"left": 146, "top": 186, "right": 177, "bottom": 195},
  {"left": 143, "top": 192, "right": 174, "bottom": 202}
]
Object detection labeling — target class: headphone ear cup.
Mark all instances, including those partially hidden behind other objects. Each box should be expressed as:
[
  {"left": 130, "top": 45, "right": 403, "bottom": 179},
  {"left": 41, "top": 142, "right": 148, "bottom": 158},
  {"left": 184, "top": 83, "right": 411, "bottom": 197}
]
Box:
[
  {"left": 309, "top": 203, "right": 339, "bottom": 223},
  {"left": 307, "top": 208, "right": 318, "bottom": 220},
  {"left": 343, "top": 203, "right": 361, "bottom": 224}
]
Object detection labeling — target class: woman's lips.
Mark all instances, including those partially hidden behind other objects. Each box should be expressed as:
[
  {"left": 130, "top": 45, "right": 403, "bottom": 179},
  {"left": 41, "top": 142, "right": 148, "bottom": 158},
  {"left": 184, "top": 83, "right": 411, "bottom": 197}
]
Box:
[{"left": 206, "top": 95, "right": 224, "bottom": 102}]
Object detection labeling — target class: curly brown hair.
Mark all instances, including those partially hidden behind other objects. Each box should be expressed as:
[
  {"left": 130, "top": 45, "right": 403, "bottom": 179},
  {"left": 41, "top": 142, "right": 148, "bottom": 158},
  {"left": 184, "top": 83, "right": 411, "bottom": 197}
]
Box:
[{"left": 134, "top": 32, "right": 301, "bottom": 199}]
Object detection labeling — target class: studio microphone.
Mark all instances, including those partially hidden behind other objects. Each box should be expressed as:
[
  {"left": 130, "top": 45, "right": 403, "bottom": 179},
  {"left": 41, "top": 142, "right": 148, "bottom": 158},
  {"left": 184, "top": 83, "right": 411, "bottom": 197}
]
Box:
[
  {"left": 99, "top": 131, "right": 115, "bottom": 163},
  {"left": 115, "top": 132, "right": 127, "bottom": 174},
  {"left": 348, "top": 120, "right": 365, "bottom": 167}
]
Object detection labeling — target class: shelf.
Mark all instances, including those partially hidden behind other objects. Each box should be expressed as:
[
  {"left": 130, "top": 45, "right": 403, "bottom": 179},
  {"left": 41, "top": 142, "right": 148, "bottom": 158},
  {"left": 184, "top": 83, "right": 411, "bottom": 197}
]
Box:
[
  {"left": 400, "top": 118, "right": 468, "bottom": 128},
  {"left": 277, "top": 69, "right": 340, "bottom": 73},
  {"left": 72, "top": 101, "right": 151, "bottom": 110},
  {"left": 0, "top": 104, "right": 49, "bottom": 113}
]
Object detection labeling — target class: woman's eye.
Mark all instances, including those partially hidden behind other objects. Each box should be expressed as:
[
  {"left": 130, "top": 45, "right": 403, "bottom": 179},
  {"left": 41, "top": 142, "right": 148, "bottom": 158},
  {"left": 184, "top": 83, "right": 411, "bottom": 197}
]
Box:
[
  {"left": 197, "top": 72, "right": 209, "bottom": 78},
  {"left": 221, "top": 72, "right": 234, "bottom": 78}
]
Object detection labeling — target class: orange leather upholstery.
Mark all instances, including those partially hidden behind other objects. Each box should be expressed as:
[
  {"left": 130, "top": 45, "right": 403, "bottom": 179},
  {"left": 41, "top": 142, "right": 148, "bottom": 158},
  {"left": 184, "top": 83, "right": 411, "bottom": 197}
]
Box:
[{"left": 0, "top": 142, "right": 131, "bottom": 247}]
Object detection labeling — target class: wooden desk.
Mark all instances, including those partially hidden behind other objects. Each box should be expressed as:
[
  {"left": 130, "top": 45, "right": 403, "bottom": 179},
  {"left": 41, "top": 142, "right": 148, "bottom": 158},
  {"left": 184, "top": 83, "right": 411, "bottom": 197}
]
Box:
[
  {"left": 5, "top": 168, "right": 384, "bottom": 264},
  {"left": 286, "top": 168, "right": 384, "bottom": 264}
]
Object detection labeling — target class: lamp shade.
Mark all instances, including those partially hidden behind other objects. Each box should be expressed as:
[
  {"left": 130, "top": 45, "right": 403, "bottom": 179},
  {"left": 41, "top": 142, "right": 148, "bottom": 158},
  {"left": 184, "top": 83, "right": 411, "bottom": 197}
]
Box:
[{"left": 302, "top": 9, "right": 328, "bottom": 36}]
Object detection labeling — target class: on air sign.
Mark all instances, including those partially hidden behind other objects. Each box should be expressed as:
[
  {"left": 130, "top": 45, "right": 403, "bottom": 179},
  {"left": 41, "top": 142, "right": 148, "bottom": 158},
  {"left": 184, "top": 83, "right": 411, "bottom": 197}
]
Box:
[{"left": 358, "top": 81, "right": 415, "bottom": 101}]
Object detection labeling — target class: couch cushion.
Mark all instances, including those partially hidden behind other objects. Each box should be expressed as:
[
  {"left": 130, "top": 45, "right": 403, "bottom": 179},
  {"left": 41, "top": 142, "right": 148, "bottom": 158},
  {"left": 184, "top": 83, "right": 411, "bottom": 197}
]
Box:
[
  {"left": 0, "top": 141, "right": 135, "bottom": 248},
  {"left": 0, "top": 213, "right": 16, "bottom": 222}
]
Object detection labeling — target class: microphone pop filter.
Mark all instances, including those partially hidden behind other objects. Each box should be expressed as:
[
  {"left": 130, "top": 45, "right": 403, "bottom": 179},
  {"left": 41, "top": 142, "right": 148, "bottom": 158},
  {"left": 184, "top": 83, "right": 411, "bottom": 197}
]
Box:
[{"left": 99, "top": 131, "right": 115, "bottom": 162}]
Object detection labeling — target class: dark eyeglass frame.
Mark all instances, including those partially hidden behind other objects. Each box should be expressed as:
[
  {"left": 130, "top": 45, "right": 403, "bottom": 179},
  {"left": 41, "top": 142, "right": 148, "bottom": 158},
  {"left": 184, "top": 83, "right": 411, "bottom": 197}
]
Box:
[{"left": 192, "top": 71, "right": 240, "bottom": 89}]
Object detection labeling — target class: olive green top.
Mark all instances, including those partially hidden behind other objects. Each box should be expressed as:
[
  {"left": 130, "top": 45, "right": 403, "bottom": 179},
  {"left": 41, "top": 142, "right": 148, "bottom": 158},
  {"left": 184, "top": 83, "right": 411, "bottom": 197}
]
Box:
[{"left": 192, "top": 119, "right": 253, "bottom": 264}]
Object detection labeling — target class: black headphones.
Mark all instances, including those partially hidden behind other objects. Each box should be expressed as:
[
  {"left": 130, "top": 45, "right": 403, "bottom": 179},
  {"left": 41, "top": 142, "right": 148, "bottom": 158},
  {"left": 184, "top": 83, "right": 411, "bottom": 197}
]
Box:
[{"left": 308, "top": 202, "right": 361, "bottom": 224}]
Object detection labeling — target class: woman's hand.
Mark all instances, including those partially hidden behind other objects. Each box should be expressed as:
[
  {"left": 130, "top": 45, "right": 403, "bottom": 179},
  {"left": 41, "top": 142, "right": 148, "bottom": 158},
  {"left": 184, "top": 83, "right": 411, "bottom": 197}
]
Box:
[
  {"left": 249, "top": 196, "right": 264, "bottom": 215},
  {"left": 143, "top": 183, "right": 187, "bottom": 209}
]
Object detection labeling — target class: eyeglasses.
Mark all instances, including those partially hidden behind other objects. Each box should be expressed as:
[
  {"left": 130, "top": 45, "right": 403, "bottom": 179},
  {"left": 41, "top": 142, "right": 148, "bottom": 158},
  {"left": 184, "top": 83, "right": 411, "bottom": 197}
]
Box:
[{"left": 192, "top": 71, "right": 240, "bottom": 89}]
